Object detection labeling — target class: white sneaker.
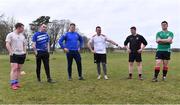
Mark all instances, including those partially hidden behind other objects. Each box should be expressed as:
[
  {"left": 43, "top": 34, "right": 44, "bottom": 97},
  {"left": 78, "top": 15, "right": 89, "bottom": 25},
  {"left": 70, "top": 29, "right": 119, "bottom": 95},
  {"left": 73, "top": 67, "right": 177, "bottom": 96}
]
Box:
[
  {"left": 97, "top": 75, "right": 101, "bottom": 80},
  {"left": 104, "top": 75, "right": 109, "bottom": 80}
]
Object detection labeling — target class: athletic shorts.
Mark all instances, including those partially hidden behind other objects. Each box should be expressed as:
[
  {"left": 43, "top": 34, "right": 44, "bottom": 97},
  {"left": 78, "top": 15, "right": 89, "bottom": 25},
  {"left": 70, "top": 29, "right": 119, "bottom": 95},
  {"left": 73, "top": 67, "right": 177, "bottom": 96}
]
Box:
[
  {"left": 129, "top": 52, "right": 142, "bottom": 62},
  {"left": 10, "top": 54, "right": 26, "bottom": 64},
  {"left": 155, "top": 51, "right": 171, "bottom": 60},
  {"left": 94, "top": 53, "right": 107, "bottom": 64}
]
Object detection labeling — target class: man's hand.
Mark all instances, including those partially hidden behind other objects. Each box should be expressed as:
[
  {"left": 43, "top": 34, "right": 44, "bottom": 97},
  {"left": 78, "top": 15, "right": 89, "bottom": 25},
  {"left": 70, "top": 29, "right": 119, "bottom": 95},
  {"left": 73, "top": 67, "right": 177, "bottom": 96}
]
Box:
[
  {"left": 90, "top": 49, "right": 95, "bottom": 53},
  {"left": 78, "top": 48, "right": 81, "bottom": 52},
  {"left": 156, "top": 38, "right": 161, "bottom": 43},
  {"left": 64, "top": 48, "right": 69, "bottom": 53},
  {"left": 9, "top": 52, "right": 13, "bottom": 56},
  {"left": 117, "top": 45, "right": 122, "bottom": 49},
  {"left": 138, "top": 49, "right": 143, "bottom": 53},
  {"left": 127, "top": 48, "right": 131, "bottom": 53},
  {"left": 34, "top": 51, "right": 38, "bottom": 55}
]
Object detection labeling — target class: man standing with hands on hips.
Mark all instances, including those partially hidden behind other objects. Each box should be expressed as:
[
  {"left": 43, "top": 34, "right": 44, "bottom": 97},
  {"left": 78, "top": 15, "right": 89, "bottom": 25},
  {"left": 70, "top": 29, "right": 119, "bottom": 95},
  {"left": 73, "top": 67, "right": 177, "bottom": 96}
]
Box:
[
  {"left": 124, "top": 26, "right": 147, "bottom": 80},
  {"left": 59, "top": 23, "right": 84, "bottom": 81}
]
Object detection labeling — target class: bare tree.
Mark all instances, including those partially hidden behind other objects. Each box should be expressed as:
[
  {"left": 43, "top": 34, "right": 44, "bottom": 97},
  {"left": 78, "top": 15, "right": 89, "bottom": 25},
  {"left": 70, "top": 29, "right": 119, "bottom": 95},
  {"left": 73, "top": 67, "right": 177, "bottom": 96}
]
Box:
[
  {"left": 48, "top": 19, "right": 71, "bottom": 53},
  {"left": 0, "top": 15, "right": 16, "bottom": 52}
]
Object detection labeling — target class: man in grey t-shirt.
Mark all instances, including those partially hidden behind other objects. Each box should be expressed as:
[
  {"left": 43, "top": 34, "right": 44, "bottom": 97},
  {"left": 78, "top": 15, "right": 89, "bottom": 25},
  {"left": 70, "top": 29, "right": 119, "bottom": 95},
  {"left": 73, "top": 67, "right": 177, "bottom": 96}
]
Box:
[{"left": 6, "top": 23, "right": 26, "bottom": 90}]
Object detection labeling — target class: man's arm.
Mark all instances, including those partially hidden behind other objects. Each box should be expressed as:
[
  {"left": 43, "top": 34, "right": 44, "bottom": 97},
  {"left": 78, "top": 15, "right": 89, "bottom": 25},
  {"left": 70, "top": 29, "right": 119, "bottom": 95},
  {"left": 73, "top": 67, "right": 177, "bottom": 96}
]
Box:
[
  {"left": 6, "top": 41, "right": 13, "bottom": 55},
  {"left": 138, "top": 36, "right": 148, "bottom": 53},
  {"left": 87, "top": 39, "right": 95, "bottom": 53},
  {"left": 106, "top": 39, "right": 119, "bottom": 47},
  {"left": 104, "top": 35, "right": 119, "bottom": 47},
  {"left": 59, "top": 35, "right": 69, "bottom": 53},
  {"left": 59, "top": 35, "right": 66, "bottom": 49},
  {"left": 78, "top": 34, "right": 83, "bottom": 50},
  {"left": 157, "top": 37, "right": 173, "bottom": 44},
  {"left": 124, "top": 36, "right": 131, "bottom": 53},
  {"left": 23, "top": 39, "right": 27, "bottom": 54},
  {"left": 47, "top": 42, "right": 50, "bottom": 53},
  {"left": 32, "top": 42, "right": 37, "bottom": 55}
]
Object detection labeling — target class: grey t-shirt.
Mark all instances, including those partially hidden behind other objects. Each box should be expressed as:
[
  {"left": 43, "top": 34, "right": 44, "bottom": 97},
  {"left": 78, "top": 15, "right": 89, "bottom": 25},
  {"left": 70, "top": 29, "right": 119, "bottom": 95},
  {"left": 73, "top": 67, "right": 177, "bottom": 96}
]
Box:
[{"left": 6, "top": 32, "right": 26, "bottom": 55}]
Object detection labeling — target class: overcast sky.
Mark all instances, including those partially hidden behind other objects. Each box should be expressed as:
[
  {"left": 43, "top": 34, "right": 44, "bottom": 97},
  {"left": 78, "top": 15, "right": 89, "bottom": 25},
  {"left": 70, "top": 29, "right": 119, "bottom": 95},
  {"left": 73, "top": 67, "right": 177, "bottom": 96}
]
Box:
[{"left": 0, "top": 0, "right": 180, "bottom": 48}]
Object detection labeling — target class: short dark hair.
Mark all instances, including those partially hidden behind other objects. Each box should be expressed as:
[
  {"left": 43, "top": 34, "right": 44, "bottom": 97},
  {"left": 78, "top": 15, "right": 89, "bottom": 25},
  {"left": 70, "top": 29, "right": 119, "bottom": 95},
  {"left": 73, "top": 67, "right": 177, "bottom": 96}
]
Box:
[
  {"left": 161, "top": 21, "right": 168, "bottom": 24},
  {"left": 130, "top": 26, "right": 136, "bottom": 30},
  {"left": 70, "top": 23, "right": 76, "bottom": 27},
  {"left": 96, "top": 26, "right": 101, "bottom": 30},
  {"left": 15, "top": 23, "right": 24, "bottom": 29}
]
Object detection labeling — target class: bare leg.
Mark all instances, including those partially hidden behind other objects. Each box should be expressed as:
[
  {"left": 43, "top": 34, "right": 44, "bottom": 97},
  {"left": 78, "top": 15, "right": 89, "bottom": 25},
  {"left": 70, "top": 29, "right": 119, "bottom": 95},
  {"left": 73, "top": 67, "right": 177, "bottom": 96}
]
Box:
[
  {"left": 137, "top": 62, "right": 142, "bottom": 75},
  {"left": 128, "top": 62, "right": 134, "bottom": 78}
]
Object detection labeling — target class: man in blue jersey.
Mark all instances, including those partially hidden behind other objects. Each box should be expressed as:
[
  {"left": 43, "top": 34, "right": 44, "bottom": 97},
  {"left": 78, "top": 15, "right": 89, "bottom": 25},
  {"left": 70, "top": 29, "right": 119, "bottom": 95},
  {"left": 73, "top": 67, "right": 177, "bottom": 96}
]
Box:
[
  {"left": 32, "top": 24, "right": 55, "bottom": 83},
  {"left": 59, "top": 23, "right": 84, "bottom": 81}
]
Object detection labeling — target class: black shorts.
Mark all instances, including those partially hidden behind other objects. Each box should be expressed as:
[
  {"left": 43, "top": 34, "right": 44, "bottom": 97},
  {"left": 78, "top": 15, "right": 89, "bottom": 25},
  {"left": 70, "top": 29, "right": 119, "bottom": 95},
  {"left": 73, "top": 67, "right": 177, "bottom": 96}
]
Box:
[
  {"left": 129, "top": 53, "right": 142, "bottom": 62},
  {"left": 155, "top": 51, "right": 171, "bottom": 60},
  {"left": 10, "top": 54, "right": 26, "bottom": 64},
  {"left": 94, "top": 53, "right": 107, "bottom": 64}
]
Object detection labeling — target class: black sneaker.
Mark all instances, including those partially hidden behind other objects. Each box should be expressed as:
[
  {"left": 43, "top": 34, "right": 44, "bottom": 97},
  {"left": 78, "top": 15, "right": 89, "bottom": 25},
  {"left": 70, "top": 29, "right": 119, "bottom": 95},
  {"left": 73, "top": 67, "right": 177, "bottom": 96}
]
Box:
[
  {"left": 47, "top": 79, "right": 56, "bottom": 83},
  {"left": 127, "top": 76, "right": 132, "bottom": 79},
  {"left": 139, "top": 77, "right": 144, "bottom": 81},
  {"left": 37, "top": 78, "right": 41, "bottom": 82},
  {"left": 152, "top": 77, "right": 158, "bottom": 82},
  {"left": 78, "top": 77, "right": 84, "bottom": 80}
]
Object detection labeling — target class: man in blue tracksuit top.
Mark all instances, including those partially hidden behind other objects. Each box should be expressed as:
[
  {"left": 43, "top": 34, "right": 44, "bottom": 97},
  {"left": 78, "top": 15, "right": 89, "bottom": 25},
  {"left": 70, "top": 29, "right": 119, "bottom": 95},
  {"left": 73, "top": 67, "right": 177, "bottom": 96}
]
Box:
[
  {"left": 59, "top": 23, "right": 84, "bottom": 80},
  {"left": 32, "top": 24, "right": 55, "bottom": 83}
]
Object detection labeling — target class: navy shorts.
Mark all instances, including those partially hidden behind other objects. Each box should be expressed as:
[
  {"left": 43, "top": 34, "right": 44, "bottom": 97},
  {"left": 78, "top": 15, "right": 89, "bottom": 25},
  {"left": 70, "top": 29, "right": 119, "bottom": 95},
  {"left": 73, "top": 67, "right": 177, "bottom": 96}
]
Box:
[
  {"left": 129, "top": 53, "right": 142, "bottom": 62},
  {"left": 94, "top": 53, "right": 107, "bottom": 64},
  {"left": 10, "top": 54, "right": 26, "bottom": 64},
  {"left": 155, "top": 51, "right": 171, "bottom": 60}
]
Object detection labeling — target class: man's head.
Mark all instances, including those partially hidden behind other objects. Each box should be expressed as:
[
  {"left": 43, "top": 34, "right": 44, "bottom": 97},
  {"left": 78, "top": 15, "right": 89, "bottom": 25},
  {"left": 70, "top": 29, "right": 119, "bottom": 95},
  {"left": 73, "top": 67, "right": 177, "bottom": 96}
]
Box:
[
  {"left": 40, "top": 24, "right": 47, "bottom": 32},
  {"left": 96, "top": 26, "right": 101, "bottom": 35},
  {"left": 69, "top": 23, "right": 76, "bottom": 32},
  {"left": 15, "top": 23, "right": 24, "bottom": 33},
  {"left": 161, "top": 21, "right": 168, "bottom": 31},
  {"left": 130, "top": 26, "right": 136, "bottom": 35}
]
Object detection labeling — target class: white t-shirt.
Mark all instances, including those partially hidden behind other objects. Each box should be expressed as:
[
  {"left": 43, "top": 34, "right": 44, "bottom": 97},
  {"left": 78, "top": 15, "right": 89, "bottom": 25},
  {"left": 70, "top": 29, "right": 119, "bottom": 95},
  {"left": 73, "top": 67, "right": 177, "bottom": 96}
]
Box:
[
  {"left": 89, "top": 34, "right": 109, "bottom": 54},
  {"left": 5, "top": 32, "right": 26, "bottom": 55}
]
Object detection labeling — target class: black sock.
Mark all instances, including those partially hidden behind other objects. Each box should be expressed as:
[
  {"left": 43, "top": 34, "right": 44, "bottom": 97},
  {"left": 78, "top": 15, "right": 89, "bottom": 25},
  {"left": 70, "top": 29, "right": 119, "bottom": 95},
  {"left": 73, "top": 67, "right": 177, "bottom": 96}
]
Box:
[
  {"left": 154, "top": 70, "right": 160, "bottom": 78},
  {"left": 129, "top": 73, "right": 132, "bottom": 77},
  {"left": 139, "top": 74, "right": 142, "bottom": 77},
  {"left": 163, "top": 70, "right": 168, "bottom": 77}
]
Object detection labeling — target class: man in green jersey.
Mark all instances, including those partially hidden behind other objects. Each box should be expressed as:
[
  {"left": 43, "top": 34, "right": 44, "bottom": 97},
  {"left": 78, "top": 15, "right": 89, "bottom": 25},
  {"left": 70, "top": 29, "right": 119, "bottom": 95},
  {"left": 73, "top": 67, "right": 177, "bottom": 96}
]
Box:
[{"left": 152, "top": 21, "right": 174, "bottom": 82}]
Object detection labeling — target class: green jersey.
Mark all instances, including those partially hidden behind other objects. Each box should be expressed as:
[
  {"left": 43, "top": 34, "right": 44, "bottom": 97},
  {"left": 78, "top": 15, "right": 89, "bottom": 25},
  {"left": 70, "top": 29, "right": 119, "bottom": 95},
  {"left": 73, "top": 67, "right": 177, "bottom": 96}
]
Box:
[{"left": 156, "top": 31, "right": 174, "bottom": 52}]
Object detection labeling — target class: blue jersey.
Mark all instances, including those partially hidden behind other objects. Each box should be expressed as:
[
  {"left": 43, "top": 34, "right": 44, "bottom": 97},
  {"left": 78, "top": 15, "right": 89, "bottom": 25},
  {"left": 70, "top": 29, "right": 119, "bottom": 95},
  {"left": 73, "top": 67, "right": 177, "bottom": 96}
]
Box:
[
  {"left": 59, "top": 32, "right": 83, "bottom": 51},
  {"left": 32, "top": 32, "right": 50, "bottom": 51}
]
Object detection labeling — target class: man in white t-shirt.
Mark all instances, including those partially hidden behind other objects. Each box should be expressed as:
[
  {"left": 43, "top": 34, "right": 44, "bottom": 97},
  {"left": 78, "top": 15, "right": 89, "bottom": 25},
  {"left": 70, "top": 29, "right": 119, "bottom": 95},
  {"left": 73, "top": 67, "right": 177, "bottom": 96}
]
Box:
[
  {"left": 88, "top": 26, "right": 120, "bottom": 80},
  {"left": 6, "top": 23, "right": 26, "bottom": 90}
]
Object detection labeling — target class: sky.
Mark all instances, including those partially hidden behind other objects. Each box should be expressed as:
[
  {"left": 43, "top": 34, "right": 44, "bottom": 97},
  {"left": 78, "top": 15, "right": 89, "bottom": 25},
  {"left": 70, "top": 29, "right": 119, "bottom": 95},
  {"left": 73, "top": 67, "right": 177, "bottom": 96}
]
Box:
[{"left": 0, "top": 0, "right": 180, "bottom": 48}]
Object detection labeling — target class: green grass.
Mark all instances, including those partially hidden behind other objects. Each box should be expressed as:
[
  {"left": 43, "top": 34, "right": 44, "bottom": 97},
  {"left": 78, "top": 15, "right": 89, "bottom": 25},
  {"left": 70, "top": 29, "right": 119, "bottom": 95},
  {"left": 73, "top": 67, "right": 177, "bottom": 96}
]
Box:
[{"left": 0, "top": 52, "right": 180, "bottom": 104}]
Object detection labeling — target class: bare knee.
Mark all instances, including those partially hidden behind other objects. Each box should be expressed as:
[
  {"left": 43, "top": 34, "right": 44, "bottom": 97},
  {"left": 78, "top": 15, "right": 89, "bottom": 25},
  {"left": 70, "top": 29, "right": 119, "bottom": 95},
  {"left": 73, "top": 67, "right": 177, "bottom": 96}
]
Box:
[
  {"left": 137, "top": 62, "right": 142, "bottom": 66},
  {"left": 155, "top": 60, "right": 162, "bottom": 67},
  {"left": 129, "top": 62, "right": 134, "bottom": 66}
]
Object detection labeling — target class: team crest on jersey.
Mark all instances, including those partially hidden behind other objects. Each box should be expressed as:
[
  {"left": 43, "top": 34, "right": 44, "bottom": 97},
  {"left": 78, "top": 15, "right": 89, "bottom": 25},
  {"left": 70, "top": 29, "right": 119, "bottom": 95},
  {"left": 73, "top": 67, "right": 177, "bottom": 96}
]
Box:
[{"left": 136, "top": 37, "right": 139, "bottom": 40}]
